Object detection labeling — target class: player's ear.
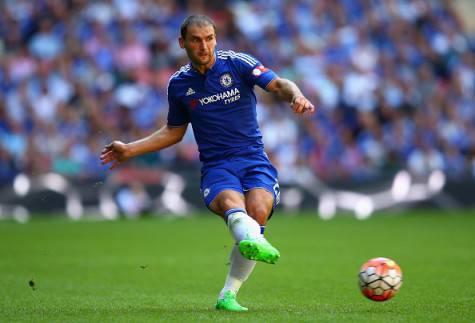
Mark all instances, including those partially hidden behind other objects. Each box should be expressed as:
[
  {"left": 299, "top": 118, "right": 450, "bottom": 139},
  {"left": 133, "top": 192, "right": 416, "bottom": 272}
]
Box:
[{"left": 178, "top": 37, "right": 185, "bottom": 49}]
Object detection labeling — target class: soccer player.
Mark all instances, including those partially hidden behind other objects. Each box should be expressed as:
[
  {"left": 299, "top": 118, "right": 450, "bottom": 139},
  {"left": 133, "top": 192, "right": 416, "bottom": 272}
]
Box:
[{"left": 100, "top": 14, "right": 315, "bottom": 311}]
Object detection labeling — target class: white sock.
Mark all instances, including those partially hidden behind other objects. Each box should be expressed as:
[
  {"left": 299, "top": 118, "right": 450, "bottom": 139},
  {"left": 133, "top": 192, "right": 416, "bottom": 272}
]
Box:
[
  {"left": 219, "top": 244, "right": 257, "bottom": 299},
  {"left": 226, "top": 209, "right": 261, "bottom": 242}
]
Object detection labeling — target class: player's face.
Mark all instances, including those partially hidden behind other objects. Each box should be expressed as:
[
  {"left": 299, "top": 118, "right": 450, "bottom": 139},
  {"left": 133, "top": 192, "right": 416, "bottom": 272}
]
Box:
[{"left": 179, "top": 24, "right": 217, "bottom": 68}]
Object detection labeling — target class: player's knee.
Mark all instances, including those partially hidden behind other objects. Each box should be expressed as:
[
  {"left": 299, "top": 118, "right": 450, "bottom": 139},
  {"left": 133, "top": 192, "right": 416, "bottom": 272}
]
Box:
[
  {"left": 213, "top": 191, "right": 244, "bottom": 214},
  {"left": 220, "top": 197, "right": 241, "bottom": 211},
  {"left": 246, "top": 205, "right": 271, "bottom": 225}
]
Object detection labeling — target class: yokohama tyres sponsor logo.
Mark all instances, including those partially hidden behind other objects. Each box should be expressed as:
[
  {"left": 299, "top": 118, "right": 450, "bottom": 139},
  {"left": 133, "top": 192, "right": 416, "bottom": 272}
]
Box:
[{"left": 199, "top": 88, "right": 240, "bottom": 105}]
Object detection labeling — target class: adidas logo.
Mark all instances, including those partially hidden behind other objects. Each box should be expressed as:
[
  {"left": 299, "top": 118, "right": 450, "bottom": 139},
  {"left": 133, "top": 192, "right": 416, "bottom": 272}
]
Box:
[{"left": 186, "top": 88, "right": 195, "bottom": 96}]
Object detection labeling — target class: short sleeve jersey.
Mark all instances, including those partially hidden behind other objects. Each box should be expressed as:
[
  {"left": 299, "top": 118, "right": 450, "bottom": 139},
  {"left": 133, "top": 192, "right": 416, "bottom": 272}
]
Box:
[{"left": 167, "top": 50, "right": 277, "bottom": 163}]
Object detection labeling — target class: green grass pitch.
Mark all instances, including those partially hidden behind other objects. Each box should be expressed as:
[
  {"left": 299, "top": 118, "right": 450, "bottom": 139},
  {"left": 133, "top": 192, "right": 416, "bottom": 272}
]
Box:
[{"left": 1, "top": 210, "right": 474, "bottom": 322}]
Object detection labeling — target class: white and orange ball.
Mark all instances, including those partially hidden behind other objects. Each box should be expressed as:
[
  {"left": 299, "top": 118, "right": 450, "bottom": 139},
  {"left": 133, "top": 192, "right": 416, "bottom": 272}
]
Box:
[{"left": 359, "top": 257, "right": 403, "bottom": 301}]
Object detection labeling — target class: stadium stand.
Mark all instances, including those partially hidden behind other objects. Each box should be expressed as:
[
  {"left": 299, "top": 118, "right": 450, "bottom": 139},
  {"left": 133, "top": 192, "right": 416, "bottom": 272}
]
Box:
[{"left": 0, "top": 0, "right": 473, "bottom": 188}]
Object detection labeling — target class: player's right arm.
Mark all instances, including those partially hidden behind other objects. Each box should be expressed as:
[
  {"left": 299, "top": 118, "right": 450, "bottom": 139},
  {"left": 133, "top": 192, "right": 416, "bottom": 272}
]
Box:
[
  {"left": 100, "top": 125, "right": 187, "bottom": 170},
  {"left": 101, "top": 75, "right": 190, "bottom": 170}
]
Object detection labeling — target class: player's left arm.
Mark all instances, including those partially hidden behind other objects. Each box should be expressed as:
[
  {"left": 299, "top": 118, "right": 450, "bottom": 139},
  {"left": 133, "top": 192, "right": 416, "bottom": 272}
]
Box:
[
  {"left": 231, "top": 51, "right": 315, "bottom": 114},
  {"left": 266, "top": 77, "right": 315, "bottom": 114}
]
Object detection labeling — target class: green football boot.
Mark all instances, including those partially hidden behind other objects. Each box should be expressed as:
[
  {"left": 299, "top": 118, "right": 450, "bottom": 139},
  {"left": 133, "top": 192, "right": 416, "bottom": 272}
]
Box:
[
  {"left": 215, "top": 291, "right": 248, "bottom": 312},
  {"left": 239, "top": 238, "right": 280, "bottom": 264}
]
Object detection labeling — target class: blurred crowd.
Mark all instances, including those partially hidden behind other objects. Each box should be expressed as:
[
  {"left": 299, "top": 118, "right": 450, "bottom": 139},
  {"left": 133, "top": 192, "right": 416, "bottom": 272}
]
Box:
[{"left": 0, "top": 0, "right": 474, "bottom": 186}]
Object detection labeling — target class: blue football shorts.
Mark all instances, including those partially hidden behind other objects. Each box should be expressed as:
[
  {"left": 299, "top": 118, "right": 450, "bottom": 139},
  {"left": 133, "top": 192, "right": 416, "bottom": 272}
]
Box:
[{"left": 200, "top": 153, "right": 280, "bottom": 209}]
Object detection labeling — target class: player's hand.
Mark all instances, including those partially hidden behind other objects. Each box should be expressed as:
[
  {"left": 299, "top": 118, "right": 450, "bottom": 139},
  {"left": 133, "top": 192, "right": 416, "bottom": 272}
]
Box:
[
  {"left": 291, "top": 95, "right": 315, "bottom": 114},
  {"left": 100, "top": 141, "right": 131, "bottom": 170}
]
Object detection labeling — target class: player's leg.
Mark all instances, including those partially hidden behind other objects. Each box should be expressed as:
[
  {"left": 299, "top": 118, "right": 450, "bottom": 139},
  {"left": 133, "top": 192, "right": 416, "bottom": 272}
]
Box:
[
  {"left": 208, "top": 189, "right": 263, "bottom": 242},
  {"left": 202, "top": 169, "right": 260, "bottom": 311},
  {"left": 216, "top": 244, "right": 255, "bottom": 311},
  {"left": 237, "top": 188, "right": 280, "bottom": 264},
  {"left": 209, "top": 188, "right": 279, "bottom": 264},
  {"left": 211, "top": 189, "right": 279, "bottom": 309},
  {"left": 209, "top": 191, "right": 261, "bottom": 311},
  {"left": 239, "top": 155, "right": 281, "bottom": 263},
  {"left": 245, "top": 188, "right": 275, "bottom": 233}
]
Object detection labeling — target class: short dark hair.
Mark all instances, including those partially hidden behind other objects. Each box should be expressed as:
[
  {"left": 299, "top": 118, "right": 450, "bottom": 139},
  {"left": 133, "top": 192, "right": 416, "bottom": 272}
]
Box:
[{"left": 180, "top": 15, "right": 216, "bottom": 39}]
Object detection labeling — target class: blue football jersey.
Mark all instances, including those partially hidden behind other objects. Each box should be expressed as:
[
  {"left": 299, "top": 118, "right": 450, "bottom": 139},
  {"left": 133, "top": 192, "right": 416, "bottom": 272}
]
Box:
[{"left": 167, "top": 50, "right": 278, "bottom": 163}]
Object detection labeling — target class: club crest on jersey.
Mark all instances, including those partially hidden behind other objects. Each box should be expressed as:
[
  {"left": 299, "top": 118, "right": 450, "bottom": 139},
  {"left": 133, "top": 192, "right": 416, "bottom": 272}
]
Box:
[{"left": 220, "top": 73, "right": 233, "bottom": 88}]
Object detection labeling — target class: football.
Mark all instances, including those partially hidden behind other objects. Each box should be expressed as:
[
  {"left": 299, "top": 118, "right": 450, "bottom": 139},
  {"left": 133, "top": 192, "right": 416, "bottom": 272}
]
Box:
[{"left": 358, "top": 257, "right": 403, "bottom": 301}]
